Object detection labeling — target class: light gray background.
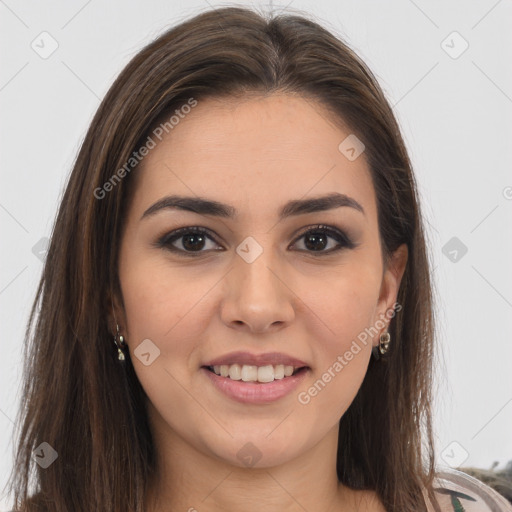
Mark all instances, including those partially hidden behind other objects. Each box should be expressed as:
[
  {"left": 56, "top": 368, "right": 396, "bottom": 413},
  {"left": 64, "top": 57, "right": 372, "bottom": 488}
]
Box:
[{"left": 1, "top": 0, "right": 511, "bottom": 509}]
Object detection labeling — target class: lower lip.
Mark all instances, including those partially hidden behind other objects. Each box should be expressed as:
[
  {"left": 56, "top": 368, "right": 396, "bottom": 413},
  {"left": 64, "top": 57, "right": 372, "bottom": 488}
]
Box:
[{"left": 201, "top": 367, "right": 309, "bottom": 404}]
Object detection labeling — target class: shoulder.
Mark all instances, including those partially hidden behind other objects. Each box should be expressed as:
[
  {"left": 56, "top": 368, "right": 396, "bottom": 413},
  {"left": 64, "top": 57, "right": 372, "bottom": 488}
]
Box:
[{"left": 428, "top": 468, "right": 512, "bottom": 512}]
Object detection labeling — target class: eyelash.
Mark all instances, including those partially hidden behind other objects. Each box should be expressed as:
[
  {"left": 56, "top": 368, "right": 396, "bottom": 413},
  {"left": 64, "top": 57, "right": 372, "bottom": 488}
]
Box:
[{"left": 154, "top": 224, "right": 357, "bottom": 257}]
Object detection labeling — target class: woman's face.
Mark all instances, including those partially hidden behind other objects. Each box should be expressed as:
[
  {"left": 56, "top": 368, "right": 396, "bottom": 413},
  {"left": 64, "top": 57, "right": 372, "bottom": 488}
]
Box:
[{"left": 113, "top": 93, "right": 407, "bottom": 469}]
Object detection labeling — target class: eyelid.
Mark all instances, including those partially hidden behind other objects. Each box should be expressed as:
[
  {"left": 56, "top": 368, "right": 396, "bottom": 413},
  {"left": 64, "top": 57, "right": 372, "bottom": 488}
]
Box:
[
  {"left": 155, "top": 223, "right": 357, "bottom": 255},
  {"left": 290, "top": 224, "right": 356, "bottom": 250},
  {"left": 155, "top": 226, "right": 223, "bottom": 251}
]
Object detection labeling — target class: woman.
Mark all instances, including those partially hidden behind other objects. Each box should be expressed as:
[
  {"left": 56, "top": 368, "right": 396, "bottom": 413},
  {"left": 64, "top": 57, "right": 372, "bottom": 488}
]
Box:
[{"left": 4, "top": 6, "right": 511, "bottom": 512}]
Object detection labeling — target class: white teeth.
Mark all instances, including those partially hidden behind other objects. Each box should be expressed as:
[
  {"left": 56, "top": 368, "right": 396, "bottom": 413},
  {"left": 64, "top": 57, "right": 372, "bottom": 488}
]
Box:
[
  {"left": 209, "top": 363, "right": 304, "bottom": 382},
  {"left": 274, "top": 365, "right": 285, "bottom": 379},
  {"left": 228, "top": 364, "right": 242, "bottom": 380},
  {"left": 241, "top": 365, "right": 258, "bottom": 382},
  {"left": 257, "top": 365, "right": 274, "bottom": 383}
]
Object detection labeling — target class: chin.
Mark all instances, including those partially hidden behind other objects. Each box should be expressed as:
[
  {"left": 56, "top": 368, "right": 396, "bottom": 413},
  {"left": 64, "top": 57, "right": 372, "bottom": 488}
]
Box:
[{"left": 204, "top": 430, "right": 308, "bottom": 470}]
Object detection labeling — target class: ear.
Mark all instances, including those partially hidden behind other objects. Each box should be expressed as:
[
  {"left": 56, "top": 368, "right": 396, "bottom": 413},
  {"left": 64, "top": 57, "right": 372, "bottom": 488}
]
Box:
[
  {"left": 105, "top": 288, "right": 127, "bottom": 337},
  {"left": 374, "top": 243, "right": 408, "bottom": 340}
]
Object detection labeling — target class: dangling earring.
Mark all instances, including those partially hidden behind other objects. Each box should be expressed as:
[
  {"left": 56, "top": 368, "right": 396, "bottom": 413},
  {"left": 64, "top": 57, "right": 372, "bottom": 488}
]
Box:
[
  {"left": 372, "top": 331, "right": 391, "bottom": 360},
  {"left": 113, "top": 323, "right": 127, "bottom": 362}
]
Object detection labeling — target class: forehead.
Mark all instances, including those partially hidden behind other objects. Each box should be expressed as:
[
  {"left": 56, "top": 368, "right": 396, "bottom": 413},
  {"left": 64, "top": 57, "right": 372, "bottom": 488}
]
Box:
[{"left": 129, "top": 94, "right": 376, "bottom": 222}]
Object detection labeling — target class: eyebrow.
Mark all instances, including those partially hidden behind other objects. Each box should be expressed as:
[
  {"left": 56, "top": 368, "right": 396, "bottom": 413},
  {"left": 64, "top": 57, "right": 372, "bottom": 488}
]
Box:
[{"left": 140, "top": 192, "right": 365, "bottom": 221}]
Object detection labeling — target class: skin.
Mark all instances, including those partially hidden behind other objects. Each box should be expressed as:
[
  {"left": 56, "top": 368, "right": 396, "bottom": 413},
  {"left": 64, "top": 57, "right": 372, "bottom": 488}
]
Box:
[{"left": 110, "top": 93, "right": 408, "bottom": 512}]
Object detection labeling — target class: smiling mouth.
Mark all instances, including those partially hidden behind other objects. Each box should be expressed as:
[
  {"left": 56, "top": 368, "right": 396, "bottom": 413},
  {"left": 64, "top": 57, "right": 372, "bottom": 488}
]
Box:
[{"left": 203, "top": 364, "right": 308, "bottom": 384}]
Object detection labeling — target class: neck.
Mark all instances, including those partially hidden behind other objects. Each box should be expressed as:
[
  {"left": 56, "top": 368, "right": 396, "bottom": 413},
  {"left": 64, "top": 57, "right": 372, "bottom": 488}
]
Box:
[{"left": 144, "top": 404, "right": 352, "bottom": 512}]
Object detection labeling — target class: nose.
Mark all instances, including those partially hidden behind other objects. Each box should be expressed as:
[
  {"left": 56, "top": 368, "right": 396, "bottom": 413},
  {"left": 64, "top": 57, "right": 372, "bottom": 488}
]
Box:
[{"left": 219, "top": 243, "right": 295, "bottom": 334}]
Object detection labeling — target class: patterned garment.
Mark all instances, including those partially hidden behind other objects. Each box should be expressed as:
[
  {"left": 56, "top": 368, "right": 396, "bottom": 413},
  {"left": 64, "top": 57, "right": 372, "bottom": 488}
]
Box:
[{"left": 425, "top": 467, "right": 512, "bottom": 511}]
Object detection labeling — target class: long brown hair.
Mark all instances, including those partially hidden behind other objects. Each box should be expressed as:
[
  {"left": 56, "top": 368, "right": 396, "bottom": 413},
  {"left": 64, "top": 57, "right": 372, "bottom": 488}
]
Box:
[{"left": 4, "top": 6, "right": 441, "bottom": 511}]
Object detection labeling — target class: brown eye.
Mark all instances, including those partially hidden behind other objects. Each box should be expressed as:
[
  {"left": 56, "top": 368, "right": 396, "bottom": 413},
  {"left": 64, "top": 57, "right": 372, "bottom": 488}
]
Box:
[
  {"left": 154, "top": 224, "right": 356, "bottom": 257},
  {"left": 156, "top": 227, "right": 222, "bottom": 256},
  {"left": 291, "top": 225, "right": 356, "bottom": 254}
]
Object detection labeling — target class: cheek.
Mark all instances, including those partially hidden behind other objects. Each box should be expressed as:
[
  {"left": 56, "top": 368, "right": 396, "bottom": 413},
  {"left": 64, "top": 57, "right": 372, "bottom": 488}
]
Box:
[
  {"left": 292, "top": 265, "right": 381, "bottom": 411},
  {"left": 118, "top": 260, "right": 213, "bottom": 419},
  {"left": 119, "top": 256, "right": 220, "bottom": 365},
  {"left": 296, "top": 286, "right": 377, "bottom": 422},
  {"left": 120, "top": 250, "right": 185, "bottom": 333},
  {"left": 298, "top": 264, "right": 381, "bottom": 351}
]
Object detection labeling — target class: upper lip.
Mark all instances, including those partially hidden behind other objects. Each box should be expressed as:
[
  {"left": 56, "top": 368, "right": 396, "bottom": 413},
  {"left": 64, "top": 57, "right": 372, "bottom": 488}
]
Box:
[{"left": 203, "top": 351, "right": 309, "bottom": 368}]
